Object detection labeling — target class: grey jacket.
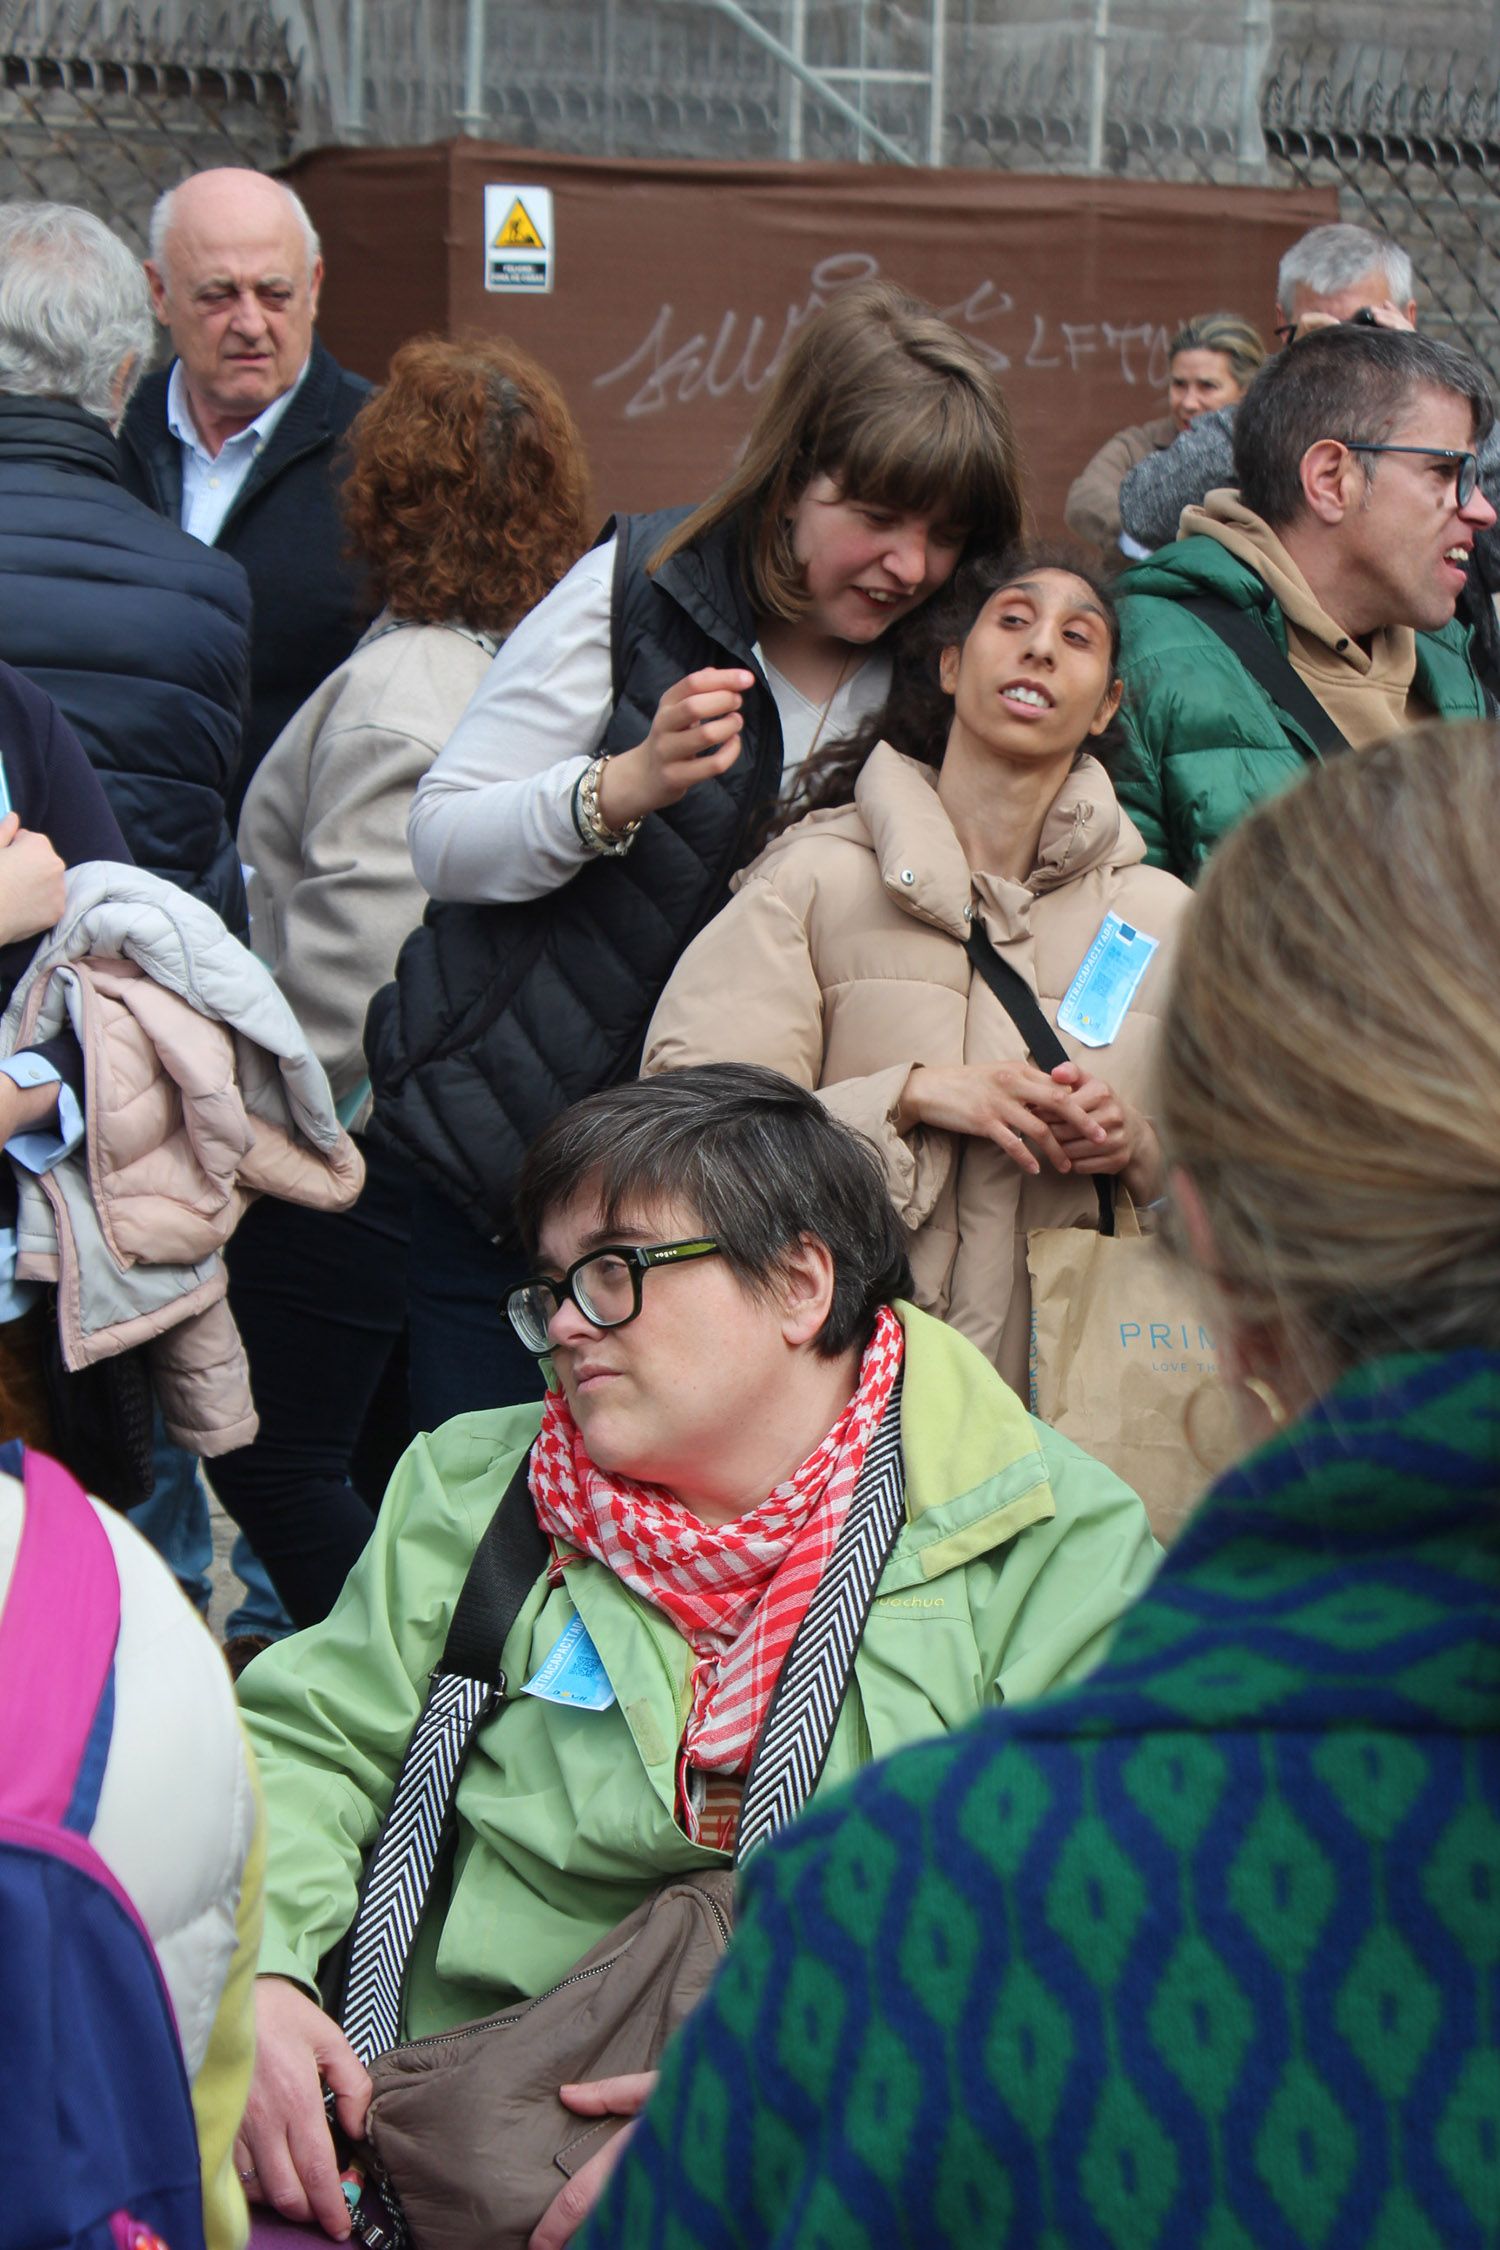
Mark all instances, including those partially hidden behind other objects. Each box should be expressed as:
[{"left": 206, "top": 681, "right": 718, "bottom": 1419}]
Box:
[
  {"left": 1118, "top": 407, "right": 1238, "bottom": 551},
  {"left": 240, "top": 611, "right": 499, "bottom": 1127}
]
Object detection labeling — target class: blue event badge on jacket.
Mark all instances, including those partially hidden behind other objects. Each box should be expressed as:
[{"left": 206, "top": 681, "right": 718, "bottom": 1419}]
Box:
[
  {"left": 522, "top": 1612, "right": 617, "bottom": 1710},
  {"left": 1056, "top": 911, "right": 1158, "bottom": 1047}
]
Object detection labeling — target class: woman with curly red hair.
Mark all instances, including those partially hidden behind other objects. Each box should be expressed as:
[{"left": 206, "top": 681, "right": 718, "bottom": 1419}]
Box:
[{"left": 216, "top": 336, "right": 591, "bottom": 1635}]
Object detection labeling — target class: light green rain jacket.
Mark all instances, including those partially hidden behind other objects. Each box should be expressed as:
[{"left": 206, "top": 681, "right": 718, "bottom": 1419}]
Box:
[{"left": 241, "top": 1304, "right": 1159, "bottom": 2037}]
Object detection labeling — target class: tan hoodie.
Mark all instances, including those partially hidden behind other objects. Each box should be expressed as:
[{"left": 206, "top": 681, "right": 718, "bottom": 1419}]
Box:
[
  {"left": 1182, "top": 490, "right": 1435, "bottom": 748},
  {"left": 644, "top": 746, "right": 1191, "bottom": 1394}
]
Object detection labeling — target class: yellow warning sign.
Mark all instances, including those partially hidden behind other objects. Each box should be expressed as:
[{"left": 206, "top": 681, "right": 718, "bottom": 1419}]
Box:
[
  {"left": 493, "top": 197, "right": 544, "bottom": 252},
  {"left": 484, "top": 184, "right": 554, "bottom": 293}
]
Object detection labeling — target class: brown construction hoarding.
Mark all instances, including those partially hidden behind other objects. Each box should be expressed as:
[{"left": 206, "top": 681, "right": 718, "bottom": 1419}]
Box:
[{"left": 286, "top": 142, "right": 1336, "bottom": 535}]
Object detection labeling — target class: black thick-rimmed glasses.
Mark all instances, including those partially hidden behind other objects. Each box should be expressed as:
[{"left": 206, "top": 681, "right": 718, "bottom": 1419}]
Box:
[
  {"left": 506, "top": 1239, "right": 722, "bottom": 1355},
  {"left": 1341, "top": 441, "right": 1481, "bottom": 507}
]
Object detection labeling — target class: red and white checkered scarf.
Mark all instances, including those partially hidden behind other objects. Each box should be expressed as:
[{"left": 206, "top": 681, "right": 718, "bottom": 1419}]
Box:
[{"left": 528, "top": 1305, "right": 904, "bottom": 1848}]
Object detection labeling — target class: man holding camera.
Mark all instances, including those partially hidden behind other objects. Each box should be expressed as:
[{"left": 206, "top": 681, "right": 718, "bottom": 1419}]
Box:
[{"left": 1118, "top": 222, "right": 1423, "bottom": 551}]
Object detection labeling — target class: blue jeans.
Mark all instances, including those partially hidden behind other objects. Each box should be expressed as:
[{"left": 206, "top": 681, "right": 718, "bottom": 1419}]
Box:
[
  {"left": 128, "top": 1423, "right": 291, "bottom": 1639},
  {"left": 209, "top": 1139, "right": 412, "bottom": 1629}
]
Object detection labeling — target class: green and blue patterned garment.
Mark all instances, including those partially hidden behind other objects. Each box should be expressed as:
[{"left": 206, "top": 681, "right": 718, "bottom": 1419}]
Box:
[{"left": 584, "top": 1351, "right": 1500, "bottom": 2249}]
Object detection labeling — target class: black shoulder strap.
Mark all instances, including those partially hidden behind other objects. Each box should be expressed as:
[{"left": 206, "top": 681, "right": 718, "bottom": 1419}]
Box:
[
  {"left": 608, "top": 515, "right": 632, "bottom": 709},
  {"left": 966, "top": 925, "right": 1115, "bottom": 1238},
  {"left": 440, "top": 1447, "right": 551, "bottom": 1681},
  {"left": 736, "top": 1368, "right": 908, "bottom": 1862},
  {"left": 339, "top": 1449, "right": 547, "bottom": 2063},
  {"left": 1173, "top": 592, "right": 1350, "bottom": 760}
]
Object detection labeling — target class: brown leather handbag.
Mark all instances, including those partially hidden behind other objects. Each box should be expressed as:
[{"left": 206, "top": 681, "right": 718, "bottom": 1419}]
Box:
[
  {"left": 363, "top": 1869, "right": 734, "bottom": 2250},
  {"left": 335, "top": 1391, "right": 907, "bottom": 2250}
]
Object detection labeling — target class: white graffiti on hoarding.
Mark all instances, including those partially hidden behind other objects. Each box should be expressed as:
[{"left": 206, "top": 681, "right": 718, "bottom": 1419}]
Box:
[{"left": 593, "top": 252, "right": 1176, "bottom": 418}]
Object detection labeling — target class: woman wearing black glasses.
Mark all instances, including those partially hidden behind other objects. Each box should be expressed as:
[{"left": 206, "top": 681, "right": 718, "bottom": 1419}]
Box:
[{"left": 233, "top": 1065, "right": 1157, "bottom": 2248}]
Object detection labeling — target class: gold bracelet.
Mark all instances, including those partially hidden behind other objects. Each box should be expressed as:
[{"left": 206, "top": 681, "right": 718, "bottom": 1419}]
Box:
[{"left": 574, "top": 755, "right": 642, "bottom": 857}]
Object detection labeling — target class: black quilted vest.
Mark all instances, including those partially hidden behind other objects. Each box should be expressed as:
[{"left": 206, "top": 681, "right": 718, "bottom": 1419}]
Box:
[{"left": 364, "top": 508, "right": 784, "bottom": 1243}]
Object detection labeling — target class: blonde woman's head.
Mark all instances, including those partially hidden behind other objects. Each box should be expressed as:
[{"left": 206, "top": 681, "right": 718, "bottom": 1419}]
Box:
[
  {"left": 1162, "top": 721, "right": 1500, "bottom": 1395},
  {"left": 1167, "top": 310, "right": 1267, "bottom": 431}
]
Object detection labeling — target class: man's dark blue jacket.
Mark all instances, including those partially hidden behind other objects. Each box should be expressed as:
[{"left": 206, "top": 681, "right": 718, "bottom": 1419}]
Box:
[
  {"left": 120, "top": 336, "right": 374, "bottom": 823},
  {"left": 0, "top": 393, "right": 251, "bottom": 933}
]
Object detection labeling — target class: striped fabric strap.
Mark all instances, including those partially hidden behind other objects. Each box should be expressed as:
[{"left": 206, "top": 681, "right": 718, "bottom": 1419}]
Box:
[
  {"left": 339, "top": 1380, "right": 905, "bottom": 2059},
  {"left": 341, "top": 1670, "right": 496, "bottom": 2065},
  {"left": 736, "top": 1370, "right": 907, "bottom": 1863}
]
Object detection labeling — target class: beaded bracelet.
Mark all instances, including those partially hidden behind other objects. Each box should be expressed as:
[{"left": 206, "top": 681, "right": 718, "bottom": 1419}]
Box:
[{"left": 571, "top": 754, "right": 642, "bottom": 857}]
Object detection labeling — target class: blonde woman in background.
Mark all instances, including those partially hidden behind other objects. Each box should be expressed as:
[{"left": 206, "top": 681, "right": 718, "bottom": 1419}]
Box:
[
  {"left": 588, "top": 716, "right": 1500, "bottom": 2248},
  {"left": 1065, "top": 310, "right": 1266, "bottom": 568}
]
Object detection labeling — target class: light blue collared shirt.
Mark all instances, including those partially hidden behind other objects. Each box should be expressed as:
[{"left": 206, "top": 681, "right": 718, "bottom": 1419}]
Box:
[
  {"left": 166, "top": 354, "right": 309, "bottom": 546},
  {"left": 0, "top": 1053, "right": 85, "bottom": 1321}
]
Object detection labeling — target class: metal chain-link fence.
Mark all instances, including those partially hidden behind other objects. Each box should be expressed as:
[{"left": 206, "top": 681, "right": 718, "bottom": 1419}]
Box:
[
  {"left": 1262, "top": 48, "right": 1500, "bottom": 382},
  {"left": 0, "top": 0, "right": 296, "bottom": 253},
  {"left": 5, "top": 0, "right": 1500, "bottom": 383}
]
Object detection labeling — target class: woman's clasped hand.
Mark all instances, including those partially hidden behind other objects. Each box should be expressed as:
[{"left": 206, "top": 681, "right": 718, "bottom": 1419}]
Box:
[
  {"left": 900, "top": 1054, "right": 1154, "bottom": 1183},
  {"left": 898, "top": 1056, "right": 1105, "bottom": 1171}
]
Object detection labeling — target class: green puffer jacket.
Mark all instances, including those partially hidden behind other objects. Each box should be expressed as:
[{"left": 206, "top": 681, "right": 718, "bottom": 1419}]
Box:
[
  {"left": 1115, "top": 536, "right": 1485, "bottom": 879},
  {"left": 240, "top": 1304, "right": 1159, "bottom": 2038}
]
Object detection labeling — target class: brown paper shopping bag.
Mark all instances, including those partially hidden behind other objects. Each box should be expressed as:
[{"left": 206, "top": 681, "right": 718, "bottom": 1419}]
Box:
[{"left": 1026, "top": 1201, "right": 1233, "bottom": 1543}]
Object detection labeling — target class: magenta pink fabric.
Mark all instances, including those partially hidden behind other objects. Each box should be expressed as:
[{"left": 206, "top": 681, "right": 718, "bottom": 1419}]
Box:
[{"left": 0, "top": 1449, "right": 120, "bottom": 1824}]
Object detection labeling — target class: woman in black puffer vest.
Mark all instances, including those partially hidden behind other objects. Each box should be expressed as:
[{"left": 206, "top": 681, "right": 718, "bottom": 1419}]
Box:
[{"left": 369, "top": 280, "right": 1027, "bottom": 1423}]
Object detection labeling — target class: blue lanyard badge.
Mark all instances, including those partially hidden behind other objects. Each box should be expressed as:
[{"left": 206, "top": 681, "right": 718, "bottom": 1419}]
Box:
[
  {"left": 522, "top": 1612, "right": 617, "bottom": 1710},
  {"left": 1056, "top": 911, "right": 1158, "bottom": 1048}
]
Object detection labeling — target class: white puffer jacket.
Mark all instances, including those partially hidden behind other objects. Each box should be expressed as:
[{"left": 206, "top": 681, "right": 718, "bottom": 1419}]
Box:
[{"left": 0, "top": 1473, "right": 262, "bottom": 2250}]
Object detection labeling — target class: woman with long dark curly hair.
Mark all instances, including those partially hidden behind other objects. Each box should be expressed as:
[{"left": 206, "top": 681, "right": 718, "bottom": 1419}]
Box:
[
  {"left": 645, "top": 545, "right": 1192, "bottom": 1393},
  {"left": 215, "top": 336, "right": 591, "bottom": 1636}
]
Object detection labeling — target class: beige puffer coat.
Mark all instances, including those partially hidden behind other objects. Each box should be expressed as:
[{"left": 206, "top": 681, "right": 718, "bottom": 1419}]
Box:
[{"left": 644, "top": 745, "right": 1191, "bottom": 1394}]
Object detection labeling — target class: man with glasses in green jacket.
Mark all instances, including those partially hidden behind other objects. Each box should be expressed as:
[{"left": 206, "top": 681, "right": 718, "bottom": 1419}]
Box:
[{"left": 1114, "top": 324, "right": 1492, "bottom": 882}]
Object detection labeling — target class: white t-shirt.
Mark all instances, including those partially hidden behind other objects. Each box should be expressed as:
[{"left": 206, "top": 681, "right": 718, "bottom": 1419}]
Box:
[
  {"left": 167, "top": 355, "right": 309, "bottom": 546},
  {"left": 407, "top": 540, "right": 890, "bottom": 906}
]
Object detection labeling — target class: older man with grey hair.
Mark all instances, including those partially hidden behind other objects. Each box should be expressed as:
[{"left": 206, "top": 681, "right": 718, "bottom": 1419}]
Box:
[
  {"left": 0, "top": 199, "right": 251, "bottom": 927},
  {"left": 1118, "top": 223, "right": 1422, "bottom": 553},
  {"left": 120, "top": 168, "right": 373, "bottom": 820}
]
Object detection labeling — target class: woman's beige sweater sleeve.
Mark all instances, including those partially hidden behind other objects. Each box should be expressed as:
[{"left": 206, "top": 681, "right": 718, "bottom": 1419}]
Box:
[
  {"left": 251, "top": 713, "right": 440, "bottom": 1107},
  {"left": 1064, "top": 421, "right": 1160, "bottom": 552}
]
